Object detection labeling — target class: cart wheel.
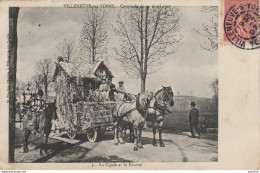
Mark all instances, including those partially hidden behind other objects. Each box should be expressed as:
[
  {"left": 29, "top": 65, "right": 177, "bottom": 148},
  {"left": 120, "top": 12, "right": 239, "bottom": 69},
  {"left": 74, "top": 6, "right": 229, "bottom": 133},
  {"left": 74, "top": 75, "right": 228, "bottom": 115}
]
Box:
[
  {"left": 67, "top": 127, "right": 77, "bottom": 139},
  {"left": 87, "top": 128, "right": 98, "bottom": 143}
]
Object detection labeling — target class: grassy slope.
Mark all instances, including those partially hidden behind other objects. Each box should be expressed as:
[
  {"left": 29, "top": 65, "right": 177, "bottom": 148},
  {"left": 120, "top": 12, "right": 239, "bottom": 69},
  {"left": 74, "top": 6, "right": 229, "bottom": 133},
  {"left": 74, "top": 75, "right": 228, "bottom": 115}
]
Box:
[{"left": 147, "top": 95, "right": 218, "bottom": 133}]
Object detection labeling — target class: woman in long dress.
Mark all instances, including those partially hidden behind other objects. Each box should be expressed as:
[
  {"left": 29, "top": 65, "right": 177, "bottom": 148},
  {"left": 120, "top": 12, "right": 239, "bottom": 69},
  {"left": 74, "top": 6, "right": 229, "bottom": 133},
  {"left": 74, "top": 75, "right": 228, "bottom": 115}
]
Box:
[{"left": 99, "top": 78, "right": 110, "bottom": 101}]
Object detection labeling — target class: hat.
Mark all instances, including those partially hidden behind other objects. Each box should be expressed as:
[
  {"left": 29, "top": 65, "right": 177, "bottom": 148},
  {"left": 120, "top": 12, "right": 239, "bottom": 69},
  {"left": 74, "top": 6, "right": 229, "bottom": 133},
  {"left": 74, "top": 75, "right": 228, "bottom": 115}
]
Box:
[
  {"left": 190, "top": 102, "right": 196, "bottom": 106},
  {"left": 118, "top": 81, "right": 124, "bottom": 84}
]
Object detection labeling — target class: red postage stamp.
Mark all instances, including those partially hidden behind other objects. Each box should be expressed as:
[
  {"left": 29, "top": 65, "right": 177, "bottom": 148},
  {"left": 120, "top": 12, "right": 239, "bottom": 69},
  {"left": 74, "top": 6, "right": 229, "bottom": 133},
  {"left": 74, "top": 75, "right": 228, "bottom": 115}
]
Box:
[{"left": 224, "top": 0, "right": 259, "bottom": 49}]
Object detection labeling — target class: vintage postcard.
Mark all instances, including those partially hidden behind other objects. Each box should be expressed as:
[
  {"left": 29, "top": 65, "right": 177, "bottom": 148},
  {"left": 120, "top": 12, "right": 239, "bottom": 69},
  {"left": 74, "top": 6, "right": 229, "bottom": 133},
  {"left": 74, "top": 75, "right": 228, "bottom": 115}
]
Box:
[{"left": 0, "top": 0, "right": 259, "bottom": 170}]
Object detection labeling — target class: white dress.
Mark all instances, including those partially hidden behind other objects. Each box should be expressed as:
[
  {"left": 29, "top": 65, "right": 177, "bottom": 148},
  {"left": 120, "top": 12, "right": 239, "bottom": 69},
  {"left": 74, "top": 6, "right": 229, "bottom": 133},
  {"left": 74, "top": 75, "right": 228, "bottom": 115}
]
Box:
[
  {"left": 116, "top": 86, "right": 126, "bottom": 101},
  {"left": 99, "top": 84, "right": 110, "bottom": 101}
]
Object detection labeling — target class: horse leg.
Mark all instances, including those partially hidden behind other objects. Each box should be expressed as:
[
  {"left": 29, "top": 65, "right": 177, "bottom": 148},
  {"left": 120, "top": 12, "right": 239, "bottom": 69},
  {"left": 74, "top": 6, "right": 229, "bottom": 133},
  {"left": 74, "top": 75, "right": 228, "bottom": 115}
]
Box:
[
  {"left": 158, "top": 121, "right": 165, "bottom": 147},
  {"left": 152, "top": 125, "right": 157, "bottom": 146},
  {"left": 44, "top": 133, "right": 50, "bottom": 154},
  {"left": 40, "top": 132, "right": 44, "bottom": 156},
  {"left": 118, "top": 122, "right": 125, "bottom": 144},
  {"left": 23, "top": 129, "right": 30, "bottom": 153},
  {"left": 138, "top": 122, "right": 144, "bottom": 149},
  {"left": 129, "top": 124, "right": 134, "bottom": 143},
  {"left": 114, "top": 125, "right": 119, "bottom": 145},
  {"left": 40, "top": 132, "right": 48, "bottom": 156},
  {"left": 133, "top": 124, "right": 138, "bottom": 151}
]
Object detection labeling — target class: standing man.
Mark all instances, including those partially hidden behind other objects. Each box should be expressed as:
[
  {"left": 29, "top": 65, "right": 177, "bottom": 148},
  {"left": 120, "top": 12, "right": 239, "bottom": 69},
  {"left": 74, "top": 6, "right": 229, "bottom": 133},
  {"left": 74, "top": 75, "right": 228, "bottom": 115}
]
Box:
[
  {"left": 189, "top": 102, "right": 201, "bottom": 138},
  {"left": 107, "top": 76, "right": 116, "bottom": 101}
]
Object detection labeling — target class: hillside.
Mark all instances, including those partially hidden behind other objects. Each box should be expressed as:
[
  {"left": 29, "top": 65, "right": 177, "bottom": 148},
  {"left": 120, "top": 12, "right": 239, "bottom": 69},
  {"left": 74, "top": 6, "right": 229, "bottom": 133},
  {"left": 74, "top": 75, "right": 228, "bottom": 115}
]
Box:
[{"left": 171, "top": 95, "right": 215, "bottom": 112}]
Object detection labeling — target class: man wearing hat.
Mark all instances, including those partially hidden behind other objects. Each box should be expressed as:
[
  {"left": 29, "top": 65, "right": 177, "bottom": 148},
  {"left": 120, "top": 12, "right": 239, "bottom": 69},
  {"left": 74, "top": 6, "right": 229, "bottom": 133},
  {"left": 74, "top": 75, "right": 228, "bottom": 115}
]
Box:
[
  {"left": 189, "top": 101, "right": 201, "bottom": 138},
  {"left": 29, "top": 89, "right": 46, "bottom": 135},
  {"left": 117, "top": 81, "right": 127, "bottom": 101}
]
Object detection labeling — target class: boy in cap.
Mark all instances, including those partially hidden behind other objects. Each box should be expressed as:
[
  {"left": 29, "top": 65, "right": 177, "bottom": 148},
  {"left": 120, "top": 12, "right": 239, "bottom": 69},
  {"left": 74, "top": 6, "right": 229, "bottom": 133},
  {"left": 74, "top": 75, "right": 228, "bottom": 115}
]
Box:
[
  {"left": 117, "top": 81, "right": 125, "bottom": 93},
  {"left": 117, "top": 81, "right": 127, "bottom": 101},
  {"left": 189, "top": 101, "right": 201, "bottom": 138}
]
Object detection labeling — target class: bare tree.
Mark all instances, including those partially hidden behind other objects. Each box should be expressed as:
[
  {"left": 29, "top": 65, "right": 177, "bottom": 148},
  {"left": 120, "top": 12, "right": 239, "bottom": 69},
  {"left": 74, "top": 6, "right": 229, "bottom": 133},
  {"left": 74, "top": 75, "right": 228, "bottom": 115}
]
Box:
[
  {"left": 79, "top": 8, "right": 109, "bottom": 63},
  {"left": 210, "top": 79, "right": 218, "bottom": 110},
  {"left": 194, "top": 6, "right": 218, "bottom": 52},
  {"left": 55, "top": 35, "right": 76, "bottom": 62},
  {"left": 113, "top": 6, "right": 182, "bottom": 92},
  {"left": 31, "top": 74, "right": 42, "bottom": 93},
  {"left": 35, "top": 58, "right": 54, "bottom": 100},
  {"left": 9, "top": 7, "right": 19, "bottom": 163}
]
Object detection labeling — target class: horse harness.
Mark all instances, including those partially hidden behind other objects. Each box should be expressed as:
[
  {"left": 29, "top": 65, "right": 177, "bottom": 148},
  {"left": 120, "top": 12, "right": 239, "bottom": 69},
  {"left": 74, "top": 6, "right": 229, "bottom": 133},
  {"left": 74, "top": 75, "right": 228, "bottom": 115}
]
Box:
[
  {"left": 147, "top": 90, "right": 172, "bottom": 118},
  {"left": 116, "top": 101, "right": 137, "bottom": 118},
  {"left": 116, "top": 93, "right": 147, "bottom": 119},
  {"left": 115, "top": 90, "right": 172, "bottom": 119},
  {"left": 153, "top": 101, "right": 171, "bottom": 114}
]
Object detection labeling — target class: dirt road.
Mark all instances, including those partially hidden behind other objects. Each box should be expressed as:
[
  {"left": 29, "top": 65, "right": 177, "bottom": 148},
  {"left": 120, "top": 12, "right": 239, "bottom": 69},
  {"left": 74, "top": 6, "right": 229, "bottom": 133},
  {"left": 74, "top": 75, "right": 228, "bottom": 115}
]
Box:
[{"left": 15, "top": 128, "right": 217, "bottom": 163}]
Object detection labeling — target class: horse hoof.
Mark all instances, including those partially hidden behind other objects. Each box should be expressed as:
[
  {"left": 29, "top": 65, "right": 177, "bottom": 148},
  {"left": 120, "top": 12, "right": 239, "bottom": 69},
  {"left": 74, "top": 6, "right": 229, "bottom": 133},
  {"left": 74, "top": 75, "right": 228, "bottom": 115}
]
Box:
[
  {"left": 153, "top": 143, "right": 157, "bottom": 146},
  {"left": 120, "top": 142, "right": 125, "bottom": 144},
  {"left": 114, "top": 143, "right": 119, "bottom": 145},
  {"left": 160, "top": 143, "right": 165, "bottom": 147},
  {"left": 23, "top": 149, "right": 28, "bottom": 153},
  {"left": 138, "top": 146, "right": 143, "bottom": 149},
  {"left": 133, "top": 147, "right": 138, "bottom": 151}
]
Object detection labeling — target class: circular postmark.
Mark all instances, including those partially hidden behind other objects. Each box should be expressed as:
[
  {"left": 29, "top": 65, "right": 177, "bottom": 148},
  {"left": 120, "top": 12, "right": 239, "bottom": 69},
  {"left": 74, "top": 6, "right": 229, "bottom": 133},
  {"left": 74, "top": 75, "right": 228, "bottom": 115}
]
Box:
[{"left": 224, "top": 3, "right": 259, "bottom": 50}]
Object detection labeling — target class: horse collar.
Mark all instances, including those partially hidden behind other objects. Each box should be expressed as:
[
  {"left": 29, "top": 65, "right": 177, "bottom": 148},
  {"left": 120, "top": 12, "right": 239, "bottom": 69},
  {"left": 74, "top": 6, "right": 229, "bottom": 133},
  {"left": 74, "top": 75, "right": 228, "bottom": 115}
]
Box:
[{"left": 154, "top": 101, "right": 165, "bottom": 113}]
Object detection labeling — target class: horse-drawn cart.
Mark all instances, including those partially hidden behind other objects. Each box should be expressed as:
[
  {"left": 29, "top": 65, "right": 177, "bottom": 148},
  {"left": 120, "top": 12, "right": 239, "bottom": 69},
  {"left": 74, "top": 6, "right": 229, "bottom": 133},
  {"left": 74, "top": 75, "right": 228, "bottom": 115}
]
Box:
[{"left": 65, "top": 101, "right": 116, "bottom": 142}]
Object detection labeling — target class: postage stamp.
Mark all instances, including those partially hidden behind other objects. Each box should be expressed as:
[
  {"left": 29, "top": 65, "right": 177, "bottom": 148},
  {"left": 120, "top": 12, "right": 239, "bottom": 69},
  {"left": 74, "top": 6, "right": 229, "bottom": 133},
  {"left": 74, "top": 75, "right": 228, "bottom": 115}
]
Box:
[
  {"left": 0, "top": 0, "right": 260, "bottom": 170},
  {"left": 224, "top": 0, "right": 259, "bottom": 49}
]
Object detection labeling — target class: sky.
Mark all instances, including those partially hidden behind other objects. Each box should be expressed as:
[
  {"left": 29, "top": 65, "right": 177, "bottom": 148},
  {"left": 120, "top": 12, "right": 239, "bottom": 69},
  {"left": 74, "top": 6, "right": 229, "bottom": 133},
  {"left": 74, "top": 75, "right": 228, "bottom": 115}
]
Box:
[{"left": 17, "top": 6, "right": 218, "bottom": 98}]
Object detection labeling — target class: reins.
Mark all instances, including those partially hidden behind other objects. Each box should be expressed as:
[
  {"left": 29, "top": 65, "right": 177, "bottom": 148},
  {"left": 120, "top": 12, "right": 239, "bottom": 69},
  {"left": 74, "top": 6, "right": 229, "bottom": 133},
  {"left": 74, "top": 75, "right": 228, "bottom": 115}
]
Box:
[{"left": 152, "top": 88, "right": 172, "bottom": 114}]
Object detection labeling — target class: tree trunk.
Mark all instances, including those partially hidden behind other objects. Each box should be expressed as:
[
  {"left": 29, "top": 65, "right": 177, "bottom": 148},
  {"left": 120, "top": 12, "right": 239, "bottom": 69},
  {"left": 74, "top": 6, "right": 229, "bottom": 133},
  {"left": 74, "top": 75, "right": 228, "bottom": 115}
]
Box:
[
  {"left": 45, "top": 75, "right": 48, "bottom": 100},
  {"left": 92, "top": 29, "right": 95, "bottom": 63},
  {"left": 141, "top": 75, "right": 146, "bottom": 92},
  {"left": 45, "top": 84, "right": 48, "bottom": 100},
  {"left": 92, "top": 45, "right": 95, "bottom": 63},
  {"left": 67, "top": 44, "right": 70, "bottom": 62},
  {"left": 9, "top": 7, "right": 19, "bottom": 163}
]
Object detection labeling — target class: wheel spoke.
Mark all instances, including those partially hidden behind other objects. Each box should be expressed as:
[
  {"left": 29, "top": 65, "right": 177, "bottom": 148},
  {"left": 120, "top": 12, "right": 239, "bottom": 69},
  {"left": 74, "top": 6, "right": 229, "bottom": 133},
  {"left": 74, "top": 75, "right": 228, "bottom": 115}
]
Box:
[{"left": 67, "top": 127, "right": 77, "bottom": 139}]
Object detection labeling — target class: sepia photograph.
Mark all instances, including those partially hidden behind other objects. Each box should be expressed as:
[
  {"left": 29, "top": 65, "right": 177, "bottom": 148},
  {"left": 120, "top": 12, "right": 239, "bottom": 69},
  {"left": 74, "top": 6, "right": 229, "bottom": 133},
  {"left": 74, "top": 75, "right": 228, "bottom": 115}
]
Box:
[{"left": 9, "top": 5, "right": 219, "bottom": 163}]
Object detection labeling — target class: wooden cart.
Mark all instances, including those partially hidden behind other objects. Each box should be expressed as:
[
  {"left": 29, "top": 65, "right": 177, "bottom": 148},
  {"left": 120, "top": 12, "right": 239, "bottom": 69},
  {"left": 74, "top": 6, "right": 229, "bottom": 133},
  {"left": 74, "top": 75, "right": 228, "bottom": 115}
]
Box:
[{"left": 65, "top": 101, "right": 116, "bottom": 142}]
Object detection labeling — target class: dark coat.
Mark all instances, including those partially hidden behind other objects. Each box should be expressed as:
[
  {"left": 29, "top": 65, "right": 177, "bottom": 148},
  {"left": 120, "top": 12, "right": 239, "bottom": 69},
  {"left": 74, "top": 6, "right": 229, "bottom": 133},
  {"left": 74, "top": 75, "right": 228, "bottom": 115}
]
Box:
[
  {"left": 109, "top": 83, "right": 116, "bottom": 99},
  {"left": 189, "top": 107, "right": 199, "bottom": 124}
]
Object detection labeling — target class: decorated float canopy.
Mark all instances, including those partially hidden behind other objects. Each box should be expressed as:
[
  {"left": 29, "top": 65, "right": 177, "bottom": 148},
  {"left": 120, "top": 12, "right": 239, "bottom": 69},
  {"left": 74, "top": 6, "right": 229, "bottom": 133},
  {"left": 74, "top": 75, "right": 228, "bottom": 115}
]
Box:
[
  {"left": 52, "top": 57, "right": 114, "bottom": 128},
  {"left": 53, "top": 57, "right": 113, "bottom": 82}
]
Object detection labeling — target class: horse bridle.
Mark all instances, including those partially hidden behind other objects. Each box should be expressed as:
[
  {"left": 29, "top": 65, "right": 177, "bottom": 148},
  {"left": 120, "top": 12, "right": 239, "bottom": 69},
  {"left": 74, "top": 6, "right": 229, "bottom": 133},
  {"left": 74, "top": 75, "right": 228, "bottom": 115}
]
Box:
[{"left": 151, "top": 88, "right": 173, "bottom": 114}]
